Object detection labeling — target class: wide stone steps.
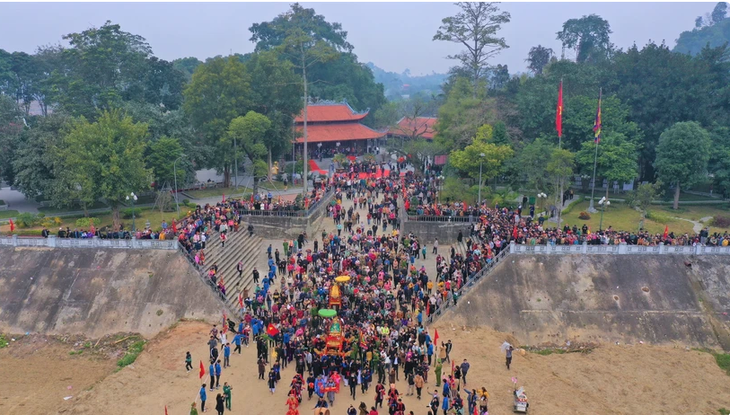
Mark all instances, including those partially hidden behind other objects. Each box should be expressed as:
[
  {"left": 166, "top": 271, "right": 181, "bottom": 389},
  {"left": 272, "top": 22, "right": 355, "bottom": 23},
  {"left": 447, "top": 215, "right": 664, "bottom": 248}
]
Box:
[{"left": 202, "top": 229, "right": 262, "bottom": 310}]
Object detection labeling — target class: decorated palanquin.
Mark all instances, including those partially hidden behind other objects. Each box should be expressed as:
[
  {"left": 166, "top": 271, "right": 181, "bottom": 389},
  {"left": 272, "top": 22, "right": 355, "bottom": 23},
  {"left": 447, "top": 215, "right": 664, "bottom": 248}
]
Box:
[
  {"left": 324, "top": 319, "right": 344, "bottom": 356},
  {"left": 328, "top": 283, "right": 341, "bottom": 307}
]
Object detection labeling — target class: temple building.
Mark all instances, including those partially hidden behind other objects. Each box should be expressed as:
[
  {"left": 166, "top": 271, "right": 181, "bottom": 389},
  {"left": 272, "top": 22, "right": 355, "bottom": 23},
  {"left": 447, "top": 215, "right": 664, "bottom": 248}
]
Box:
[
  {"left": 295, "top": 100, "right": 386, "bottom": 156},
  {"left": 389, "top": 116, "right": 437, "bottom": 141}
]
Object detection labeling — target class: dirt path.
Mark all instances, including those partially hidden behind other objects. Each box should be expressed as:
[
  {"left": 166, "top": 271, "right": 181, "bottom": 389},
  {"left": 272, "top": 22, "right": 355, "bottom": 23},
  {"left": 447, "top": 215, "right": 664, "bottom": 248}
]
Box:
[
  {"left": 670, "top": 215, "right": 712, "bottom": 233},
  {"left": 35, "top": 321, "right": 730, "bottom": 415}
]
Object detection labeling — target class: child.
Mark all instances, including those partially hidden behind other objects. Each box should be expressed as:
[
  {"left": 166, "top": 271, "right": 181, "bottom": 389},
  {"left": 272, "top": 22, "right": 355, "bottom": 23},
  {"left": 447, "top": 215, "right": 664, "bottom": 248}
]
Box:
[{"left": 185, "top": 351, "right": 193, "bottom": 371}]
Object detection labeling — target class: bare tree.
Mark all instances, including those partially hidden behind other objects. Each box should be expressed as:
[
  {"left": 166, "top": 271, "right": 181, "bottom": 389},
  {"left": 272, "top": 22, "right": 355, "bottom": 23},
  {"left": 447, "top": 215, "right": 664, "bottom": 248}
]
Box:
[{"left": 433, "top": 2, "right": 511, "bottom": 98}]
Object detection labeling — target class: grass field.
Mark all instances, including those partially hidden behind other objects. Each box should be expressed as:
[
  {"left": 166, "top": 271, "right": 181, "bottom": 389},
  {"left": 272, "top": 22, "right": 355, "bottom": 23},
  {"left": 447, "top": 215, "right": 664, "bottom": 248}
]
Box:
[
  {"left": 37, "top": 201, "right": 108, "bottom": 214},
  {"left": 0, "top": 210, "right": 19, "bottom": 220},
  {"left": 259, "top": 180, "right": 303, "bottom": 191},
  {"left": 560, "top": 201, "right": 724, "bottom": 235}
]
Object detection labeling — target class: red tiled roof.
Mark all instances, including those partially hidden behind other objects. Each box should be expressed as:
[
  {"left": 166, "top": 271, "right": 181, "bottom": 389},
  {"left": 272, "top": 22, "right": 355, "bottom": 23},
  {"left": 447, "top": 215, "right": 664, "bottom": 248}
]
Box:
[
  {"left": 295, "top": 103, "right": 369, "bottom": 123},
  {"left": 392, "top": 117, "right": 437, "bottom": 140},
  {"left": 296, "top": 123, "right": 386, "bottom": 143}
]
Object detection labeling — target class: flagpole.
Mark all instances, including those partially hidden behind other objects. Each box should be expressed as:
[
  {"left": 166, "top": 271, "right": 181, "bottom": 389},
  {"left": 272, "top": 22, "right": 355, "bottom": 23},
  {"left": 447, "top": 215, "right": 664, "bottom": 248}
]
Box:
[
  {"left": 556, "top": 78, "right": 564, "bottom": 229},
  {"left": 588, "top": 88, "right": 602, "bottom": 213}
]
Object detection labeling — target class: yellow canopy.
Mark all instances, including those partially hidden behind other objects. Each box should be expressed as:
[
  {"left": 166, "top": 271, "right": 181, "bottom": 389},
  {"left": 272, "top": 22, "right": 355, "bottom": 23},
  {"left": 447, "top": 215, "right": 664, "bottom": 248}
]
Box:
[{"left": 335, "top": 275, "right": 351, "bottom": 283}]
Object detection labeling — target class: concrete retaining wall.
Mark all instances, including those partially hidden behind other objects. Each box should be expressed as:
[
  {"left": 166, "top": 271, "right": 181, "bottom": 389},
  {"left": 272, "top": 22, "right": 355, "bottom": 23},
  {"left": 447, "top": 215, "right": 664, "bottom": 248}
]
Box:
[
  {"left": 0, "top": 247, "right": 225, "bottom": 338},
  {"left": 439, "top": 254, "right": 730, "bottom": 349}
]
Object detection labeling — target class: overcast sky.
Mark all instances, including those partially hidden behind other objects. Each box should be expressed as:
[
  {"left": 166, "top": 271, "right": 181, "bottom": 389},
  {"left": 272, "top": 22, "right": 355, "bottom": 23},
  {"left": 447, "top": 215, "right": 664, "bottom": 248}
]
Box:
[{"left": 0, "top": 2, "right": 716, "bottom": 76}]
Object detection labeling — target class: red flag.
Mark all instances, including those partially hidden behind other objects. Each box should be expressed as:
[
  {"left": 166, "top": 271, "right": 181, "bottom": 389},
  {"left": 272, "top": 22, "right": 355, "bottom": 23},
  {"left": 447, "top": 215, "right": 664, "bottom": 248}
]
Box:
[
  {"left": 663, "top": 225, "right": 668, "bottom": 238},
  {"left": 222, "top": 193, "right": 225, "bottom": 203},
  {"left": 512, "top": 225, "right": 518, "bottom": 239},
  {"left": 165, "top": 405, "right": 169, "bottom": 415},
  {"left": 238, "top": 293, "right": 244, "bottom": 309},
  {"left": 451, "top": 359, "right": 455, "bottom": 375},
  {"left": 267, "top": 323, "right": 279, "bottom": 337},
  {"left": 434, "top": 329, "right": 439, "bottom": 347},
  {"left": 594, "top": 88, "right": 602, "bottom": 144},
  {"left": 426, "top": 301, "right": 430, "bottom": 316},
  {"left": 556, "top": 80, "right": 563, "bottom": 138},
  {"left": 9, "top": 218, "right": 14, "bottom": 232},
  {"left": 199, "top": 360, "right": 205, "bottom": 379},
  {"left": 171, "top": 219, "right": 177, "bottom": 233}
]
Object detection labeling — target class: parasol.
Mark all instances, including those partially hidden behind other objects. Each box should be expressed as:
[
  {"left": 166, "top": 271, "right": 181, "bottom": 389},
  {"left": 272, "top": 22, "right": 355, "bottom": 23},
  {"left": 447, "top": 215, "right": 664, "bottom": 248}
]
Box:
[
  {"left": 318, "top": 309, "right": 337, "bottom": 318},
  {"left": 335, "top": 275, "right": 351, "bottom": 283}
]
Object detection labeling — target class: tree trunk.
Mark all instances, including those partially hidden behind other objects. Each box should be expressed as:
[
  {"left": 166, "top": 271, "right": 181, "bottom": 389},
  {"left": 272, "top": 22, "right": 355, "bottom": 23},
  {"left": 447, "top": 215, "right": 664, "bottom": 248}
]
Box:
[
  {"left": 673, "top": 184, "right": 680, "bottom": 210},
  {"left": 223, "top": 165, "right": 231, "bottom": 188},
  {"left": 268, "top": 147, "right": 273, "bottom": 182},
  {"left": 112, "top": 205, "right": 120, "bottom": 231}
]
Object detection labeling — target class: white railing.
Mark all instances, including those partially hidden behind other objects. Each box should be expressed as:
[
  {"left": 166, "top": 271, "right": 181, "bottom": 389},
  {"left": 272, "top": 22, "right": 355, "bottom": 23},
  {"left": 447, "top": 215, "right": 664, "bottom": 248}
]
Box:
[
  {"left": 509, "top": 242, "right": 730, "bottom": 256},
  {"left": 0, "top": 235, "right": 177, "bottom": 250}
]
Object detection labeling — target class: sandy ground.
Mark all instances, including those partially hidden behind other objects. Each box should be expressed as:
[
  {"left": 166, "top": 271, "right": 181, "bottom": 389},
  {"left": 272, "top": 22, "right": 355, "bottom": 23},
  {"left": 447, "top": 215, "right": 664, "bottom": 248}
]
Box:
[{"left": 0, "top": 320, "right": 719, "bottom": 415}]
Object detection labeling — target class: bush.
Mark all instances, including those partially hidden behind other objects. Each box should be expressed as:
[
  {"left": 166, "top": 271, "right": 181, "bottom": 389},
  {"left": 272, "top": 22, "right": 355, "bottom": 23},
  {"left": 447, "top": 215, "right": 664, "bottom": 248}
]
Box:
[
  {"left": 0, "top": 334, "right": 8, "bottom": 348},
  {"left": 182, "top": 199, "right": 190, "bottom": 205},
  {"left": 75, "top": 217, "right": 100, "bottom": 228},
  {"left": 122, "top": 208, "right": 140, "bottom": 219},
  {"left": 578, "top": 211, "right": 591, "bottom": 220},
  {"left": 117, "top": 340, "right": 145, "bottom": 368},
  {"left": 41, "top": 216, "right": 62, "bottom": 228},
  {"left": 711, "top": 215, "right": 730, "bottom": 228},
  {"left": 646, "top": 210, "right": 671, "bottom": 224},
  {"left": 16, "top": 212, "right": 39, "bottom": 228},
  {"left": 562, "top": 196, "right": 583, "bottom": 214},
  {"left": 0, "top": 200, "right": 5, "bottom": 205},
  {"left": 13, "top": 229, "right": 46, "bottom": 236}
]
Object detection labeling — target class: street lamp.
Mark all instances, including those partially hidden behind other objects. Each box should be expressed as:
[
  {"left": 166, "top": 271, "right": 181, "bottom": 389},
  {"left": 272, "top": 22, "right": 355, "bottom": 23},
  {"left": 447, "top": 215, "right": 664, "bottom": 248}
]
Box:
[
  {"left": 125, "top": 192, "right": 138, "bottom": 233},
  {"left": 477, "top": 153, "right": 485, "bottom": 206},
  {"left": 173, "top": 154, "right": 186, "bottom": 216},
  {"left": 598, "top": 196, "right": 610, "bottom": 231},
  {"left": 537, "top": 192, "right": 547, "bottom": 214}
]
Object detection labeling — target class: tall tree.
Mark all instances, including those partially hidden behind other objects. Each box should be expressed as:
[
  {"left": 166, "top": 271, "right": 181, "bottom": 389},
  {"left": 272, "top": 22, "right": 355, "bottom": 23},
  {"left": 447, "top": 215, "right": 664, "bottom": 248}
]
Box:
[
  {"left": 183, "top": 56, "right": 252, "bottom": 187},
  {"left": 0, "top": 93, "right": 23, "bottom": 185},
  {"left": 449, "top": 124, "right": 514, "bottom": 185},
  {"left": 526, "top": 45, "right": 554, "bottom": 75},
  {"left": 57, "top": 110, "right": 151, "bottom": 227},
  {"left": 435, "top": 76, "right": 499, "bottom": 151},
  {"left": 556, "top": 14, "right": 613, "bottom": 63},
  {"left": 227, "top": 111, "right": 272, "bottom": 192},
  {"left": 146, "top": 136, "right": 186, "bottom": 189},
  {"left": 575, "top": 132, "right": 639, "bottom": 200},
  {"left": 712, "top": 2, "right": 728, "bottom": 24},
  {"left": 250, "top": 3, "right": 342, "bottom": 193},
  {"left": 433, "top": 2, "right": 511, "bottom": 97},
  {"left": 654, "top": 121, "right": 711, "bottom": 209}
]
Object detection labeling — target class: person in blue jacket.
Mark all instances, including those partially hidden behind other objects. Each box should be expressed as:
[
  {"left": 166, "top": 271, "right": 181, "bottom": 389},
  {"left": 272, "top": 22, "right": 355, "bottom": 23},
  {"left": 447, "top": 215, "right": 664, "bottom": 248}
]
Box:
[
  {"left": 441, "top": 394, "right": 450, "bottom": 415},
  {"left": 199, "top": 384, "right": 207, "bottom": 413}
]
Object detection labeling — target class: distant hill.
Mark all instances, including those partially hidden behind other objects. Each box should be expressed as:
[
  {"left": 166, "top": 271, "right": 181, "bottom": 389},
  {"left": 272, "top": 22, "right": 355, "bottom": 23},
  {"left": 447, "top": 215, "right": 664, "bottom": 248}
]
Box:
[
  {"left": 674, "top": 17, "right": 730, "bottom": 56},
  {"left": 366, "top": 63, "right": 447, "bottom": 99}
]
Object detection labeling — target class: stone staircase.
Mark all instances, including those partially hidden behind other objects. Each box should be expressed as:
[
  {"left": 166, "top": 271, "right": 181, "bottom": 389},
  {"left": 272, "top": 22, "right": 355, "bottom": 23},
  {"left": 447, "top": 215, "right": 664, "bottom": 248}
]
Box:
[{"left": 203, "top": 230, "right": 263, "bottom": 311}]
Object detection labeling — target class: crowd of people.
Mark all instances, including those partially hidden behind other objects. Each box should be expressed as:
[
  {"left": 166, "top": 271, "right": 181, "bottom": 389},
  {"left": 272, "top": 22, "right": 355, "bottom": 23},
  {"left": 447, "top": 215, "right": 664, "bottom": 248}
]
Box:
[{"left": 184, "top": 171, "right": 511, "bottom": 415}]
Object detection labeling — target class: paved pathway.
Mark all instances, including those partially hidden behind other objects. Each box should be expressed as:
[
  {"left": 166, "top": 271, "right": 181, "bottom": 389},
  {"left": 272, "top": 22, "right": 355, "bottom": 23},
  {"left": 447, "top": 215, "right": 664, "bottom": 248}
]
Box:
[{"left": 0, "top": 185, "right": 40, "bottom": 213}]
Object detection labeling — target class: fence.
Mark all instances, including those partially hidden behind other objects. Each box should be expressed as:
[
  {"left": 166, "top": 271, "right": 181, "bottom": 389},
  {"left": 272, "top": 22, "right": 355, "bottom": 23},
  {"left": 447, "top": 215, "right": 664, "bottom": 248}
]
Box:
[
  {"left": 0, "top": 235, "right": 178, "bottom": 250},
  {"left": 405, "top": 214, "right": 474, "bottom": 223},
  {"left": 508, "top": 242, "right": 730, "bottom": 256}
]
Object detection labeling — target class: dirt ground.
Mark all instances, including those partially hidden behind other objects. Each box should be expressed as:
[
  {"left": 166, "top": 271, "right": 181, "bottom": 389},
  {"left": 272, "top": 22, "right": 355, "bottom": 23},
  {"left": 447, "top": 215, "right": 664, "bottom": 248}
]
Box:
[{"left": 4, "top": 320, "right": 729, "bottom": 415}]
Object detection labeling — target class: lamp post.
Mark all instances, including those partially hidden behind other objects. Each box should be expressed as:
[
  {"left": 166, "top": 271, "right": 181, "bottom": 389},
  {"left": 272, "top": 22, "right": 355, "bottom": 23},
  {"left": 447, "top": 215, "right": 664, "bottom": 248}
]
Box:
[
  {"left": 598, "top": 196, "right": 610, "bottom": 231},
  {"left": 173, "top": 154, "right": 186, "bottom": 216},
  {"left": 126, "top": 192, "right": 138, "bottom": 233},
  {"left": 477, "top": 153, "right": 485, "bottom": 206},
  {"left": 537, "top": 192, "right": 547, "bottom": 215}
]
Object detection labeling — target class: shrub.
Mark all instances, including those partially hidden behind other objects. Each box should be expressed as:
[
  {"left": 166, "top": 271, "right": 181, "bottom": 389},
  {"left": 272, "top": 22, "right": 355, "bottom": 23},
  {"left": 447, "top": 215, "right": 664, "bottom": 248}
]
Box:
[
  {"left": 117, "top": 340, "right": 145, "bottom": 368},
  {"left": 578, "top": 211, "right": 591, "bottom": 220},
  {"left": 182, "top": 199, "right": 190, "bottom": 205},
  {"left": 16, "top": 212, "right": 39, "bottom": 228},
  {"left": 75, "top": 217, "right": 100, "bottom": 228},
  {"left": 711, "top": 215, "right": 730, "bottom": 228},
  {"left": 122, "top": 208, "right": 140, "bottom": 219},
  {"left": 0, "top": 334, "right": 8, "bottom": 348},
  {"left": 646, "top": 210, "right": 671, "bottom": 224}
]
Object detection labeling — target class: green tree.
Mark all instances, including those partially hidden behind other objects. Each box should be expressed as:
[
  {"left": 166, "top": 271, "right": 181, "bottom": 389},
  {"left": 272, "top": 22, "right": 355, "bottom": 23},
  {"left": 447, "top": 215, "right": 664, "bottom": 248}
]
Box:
[
  {"left": 58, "top": 110, "right": 151, "bottom": 227},
  {"left": 433, "top": 2, "right": 511, "bottom": 97},
  {"left": 575, "top": 132, "right": 639, "bottom": 200},
  {"left": 172, "top": 57, "right": 203, "bottom": 81},
  {"left": 227, "top": 111, "right": 272, "bottom": 192},
  {"left": 435, "top": 77, "right": 499, "bottom": 151},
  {"left": 712, "top": 2, "right": 728, "bottom": 24},
  {"left": 526, "top": 45, "right": 554, "bottom": 75},
  {"left": 625, "top": 181, "right": 663, "bottom": 231},
  {"left": 513, "top": 137, "right": 554, "bottom": 193},
  {"left": 183, "top": 56, "right": 252, "bottom": 187},
  {"left": 654, "top": 121, "right": 712, "bottom": 209},
  {"left": 449, "top": 125, "right": 514, "bottom": 186},
  {"left": 556, "top": 14, "right": 613, "bottom": 63},
  {"left": 146, "top": 136, "right": 186, "bottom": 189},
  {"left": 0, "top": 93, "right": 23, "bottom": 185},
  {"left": 11, "top": 113, "right": 70, "bottom": 199},
  {"left": 546, "top": 148, "right": 575, "bottom": 225}
]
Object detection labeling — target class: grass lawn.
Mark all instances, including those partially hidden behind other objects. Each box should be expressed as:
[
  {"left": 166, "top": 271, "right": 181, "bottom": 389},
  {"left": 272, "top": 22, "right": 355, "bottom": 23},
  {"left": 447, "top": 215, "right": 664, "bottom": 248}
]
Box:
[
  {"left": 572, "top": 189, "right": 718, "bottom": 202},
  {"left": 1, "top": 207, "right": 189, "bottom": 234},
  {"left": 38, "top": 200, "right": 108, "bottom": 214},
  {"left": 561, "top": 200, "right": 697, "bottom": 235},
  {"left": 260, "top": 180, "right": 303, "bottom": 191},
  {"left": 657, "top": 205, "right": 730, "bottom": 223},
  {"left": 0, "top": 210, "right": 19, "bottom": 220},
  {"left": 185, "top": 187, "right": 251, "bottom": 199}
]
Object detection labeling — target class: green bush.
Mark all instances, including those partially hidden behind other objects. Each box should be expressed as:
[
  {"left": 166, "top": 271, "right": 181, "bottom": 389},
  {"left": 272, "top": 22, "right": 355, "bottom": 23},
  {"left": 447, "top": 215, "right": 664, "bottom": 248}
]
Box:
[
  {"left": 122, "top": 208, "right": 140, "bottom": 219},
  {"left": 578, "top": 211, "right": 591, "bottom": 220},
  {"left": 0, "top": 200, "right": 5, "bottom": 205},
  {"left": 0, "top": 334, "right": 8, "bottom": 348},
  {"left": 13, "top": 229, "right": 46, "bottom": 236},
  {"left": 646, "top": 210, "right": 671, "bottom": 224},
  {"left": 562, "top": 196, "right": 583, "bottom": 214},
  {"left": 117, "top": 340, "right": 145, "bottom": 368},
  {"left": 182, "top": 199, "right": 190, "bottom": 205},
  {"left": 716, "top": 352, "right": 730, "bottom": 375},
  {"left": 16, "top": 212, "right": 39, "bottom": 228},
  {"left": 75, "top": 217, "right": 100, "bottom": 228}
]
